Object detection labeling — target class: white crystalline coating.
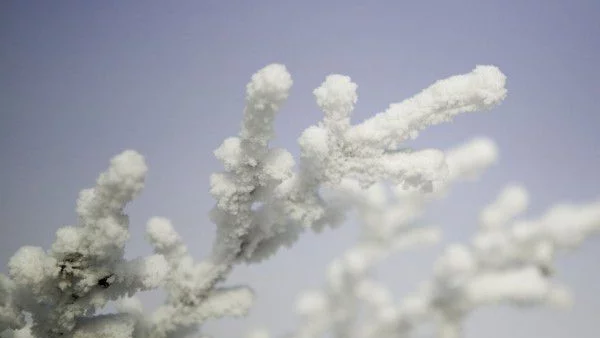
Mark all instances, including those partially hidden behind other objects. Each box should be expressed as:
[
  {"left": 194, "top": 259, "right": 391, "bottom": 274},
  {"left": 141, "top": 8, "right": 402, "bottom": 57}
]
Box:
[
  {"left": 238, "top": 65, "right": 507, "bottom": 266},
  {"left": 346, "top": 65, "right": 507, "bottom": 149},
  {"left": 194, "top": 287, "right": 254, "bottom": 320},
  {"left": 433, "top": 245, "right": 476, "bottom": 281},
  {"left": 295, "top": 290, "right": 328, "bottom": 317},
  {"left": 313, "top": 74, "right": 358, "bottom": 132},
  {"left": 157, "top": 287, "right": 254, "bottom": 326},
  {"left": 355, "top": 280, "right": 394, "bottom": 308},
  {"left": 472, "top": 231, "right": 512, "bottom": 265},
  {"left": 4, "top": 324, "right": 35, "bottom": 338},
  {"left": 214, "top": 137, "right": 243, "bottom": 172},
  {"left": 390, "top": 137, "right": 498, "bottom": 198},
  {"left": 241, "top": 64, "right": 292, "bottom": 147},
  {"left": 510, "top": 219, "right": 539, "bottom": 244},
  {"left": 246, "top": 64, "right": 293, "bottom": 107},
  {"left": 51, "top": 226, "right": 83, "bottom": 255},
  {"left": 115, "top": 254, "right": 169, "bottom": 291},
  {"left": 0, "top": 274, "right": 24, "bottom": 330},
  {"left": 260, "top": 148, "right": 295, "bottom": 182},
  {"left": 444, "top": 137, "right": 498, "bottom": 183},
  {"left": 246, "top": 328, "right": 271, "bottom": 338},
  {"left": 209, "top": 173, "right": 237, "bottom": 200},
  {"left": 360, "top": 181, "right": 388, "bottom": 208},
  {"left": 209, "top": 172, "right": 241, "bottom": 215},
  {"left": 298, "top": 126, "right": 330, "bottom": 161},
  {"left": 400, "top": 292, "right": 432, "bottom": 321},
  {"left": 542, "top": 201, "right": 600, "bottom": 248},
  {"left": 66, "top": 150, "right": 148, "bottom": 260},
  {"left": 116, "top": 296, "right": 144, "bottom": 317},
  {"left": 146, "top": 257, "right": 250, "bottom": 337},
  {"left": 209, "top": 69, "right": 295, "bottom": 267},
  {"left": 388, "top": 227, "right": 442, "bottom": 252},
  {"left": 343, "top": 248, "right": 370, "bottom": 276},
  {"left": 77, "top": 150, "right": 147, "bottom": 221},
  {"left": 479, "top": 185, "right": 529, "bottom": 229},
  {"left": 380, "top": 149, "right": 447, "bottom": 190},
  {"left": 210, "top": 64, "right": 295, "bottom": 266},
  {"left": 2, "top": 150, "right": 154, "bottom": 338},
  {"left": 146, "top": 217, "right": 180, "bottom": 250},
  {"left": 147, "top": 286, "right": 255, "bottom": 338},
  {"left": 71, "top": 314, "right": 136, "bottom": 338},
  {"left": 86, "top": 217, "right": 130, "bottom": 256},
  {"left": 465, "top": 267, "right": 550, "bottom": 305},
  {"left": 242, "top": 224, "right": 302, "bottom": 263},
  {"left": 146, "top": 217, "right": 187, "bottom": 261},
  {"left": 504, "top": 200, "right": 600, "bottom": 265},
  {"left": 299, "top": 131, "right": 449, "bottom": 192},
  {"left": 210, "top": 68, "right": 299, "bottom": 270},
  {"left": 8, "top": 246, "right": 56, "bottom": 298},
  {"left": 139, "top": 255, "right": 169, "bottom": 289}
]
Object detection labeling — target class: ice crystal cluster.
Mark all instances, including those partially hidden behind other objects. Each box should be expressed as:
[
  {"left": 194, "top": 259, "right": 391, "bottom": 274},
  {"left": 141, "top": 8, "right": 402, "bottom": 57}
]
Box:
[{"left": 1, "top": 63, "right": 598, "bottom": 338}]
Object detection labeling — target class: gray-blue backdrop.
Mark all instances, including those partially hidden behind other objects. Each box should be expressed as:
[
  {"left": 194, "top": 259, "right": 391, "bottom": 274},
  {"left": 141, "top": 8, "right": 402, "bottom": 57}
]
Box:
[{"left": 2, "top": 1, "right": 599, "bottom": 337}]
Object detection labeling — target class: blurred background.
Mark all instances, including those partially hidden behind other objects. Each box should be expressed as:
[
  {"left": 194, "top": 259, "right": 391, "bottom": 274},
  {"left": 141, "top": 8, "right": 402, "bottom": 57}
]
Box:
[{"left": 1, "top": 1, "right": 599, "bottom": 337}]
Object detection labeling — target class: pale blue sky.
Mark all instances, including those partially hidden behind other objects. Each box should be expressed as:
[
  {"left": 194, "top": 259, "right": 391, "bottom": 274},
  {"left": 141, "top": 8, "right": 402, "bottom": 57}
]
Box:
[{"left": 1, "top": 1, "right": 599, "bottom": 337}]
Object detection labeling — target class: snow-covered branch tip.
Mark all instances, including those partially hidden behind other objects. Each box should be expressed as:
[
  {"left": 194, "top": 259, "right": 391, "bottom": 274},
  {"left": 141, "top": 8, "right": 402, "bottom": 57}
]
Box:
[{"left": 210, "top": 64, "right": 507, "bottom": 269}]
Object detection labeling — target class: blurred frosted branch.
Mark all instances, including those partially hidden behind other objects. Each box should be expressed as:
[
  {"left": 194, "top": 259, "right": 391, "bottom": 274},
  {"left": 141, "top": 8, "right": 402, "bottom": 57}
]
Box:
[
  {"left": 261, "top": 136, "right": 499, "bottom": 338},
  {"left": 272, "top": 181, "right": 600, "bottom": 338}
]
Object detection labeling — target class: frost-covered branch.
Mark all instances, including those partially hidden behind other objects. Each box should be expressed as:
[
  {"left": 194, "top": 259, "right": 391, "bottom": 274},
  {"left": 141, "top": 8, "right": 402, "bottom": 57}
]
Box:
[
  {"left": 254, "top": 137, "right": 498, "bottom": 338},
  {"left": 360, "top": 186, "right": 600, "bottom": 338},
  {"left": 252, "top": 134, "right": 600, "bottom": 338},
  {"left": 2, "top": 63, "right": 509, "bottom": 338},
  {"left": 346, "top": 65, "right": 506, "bottom": 150},
  {"left": 2, "top": 150, "right": 157, "bottom": 338},
  {"left": 228, "top": 65, "right": 506, "bottom": 266}
]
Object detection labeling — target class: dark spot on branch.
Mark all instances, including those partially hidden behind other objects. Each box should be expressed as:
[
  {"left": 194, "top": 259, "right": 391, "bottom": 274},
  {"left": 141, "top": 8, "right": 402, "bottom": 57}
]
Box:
[
  {"left": 63, "top": 252, "right": 83, "bottom": 263},
  {"left": 235, "top": 237, "right": 250, "bottom": 260},
  {"left": 539, "top": 265, "right": 553, "bottom": 277},
  {"left": 97, "top": 274, "right": 114, "bottom": 288}
]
